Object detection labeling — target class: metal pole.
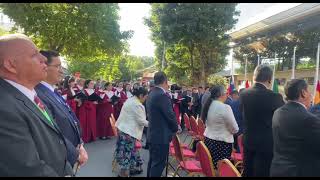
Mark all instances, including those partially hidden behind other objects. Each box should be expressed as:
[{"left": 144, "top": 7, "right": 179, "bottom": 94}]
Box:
[
  {"left": 162, "top": 42, "right": 166, "bottom": 71},
  {"left": 257, "top": 54, "right": 260, "bottom": 66},
  {"left": 291, "top": 46, "right": 296, "bottom": 79},
  {"left": 313, "top": 42, "right": 320, "bottom": 105},
  {"left": 245, "top": 56, "right": 248, "bottom": 81},
  {"left": 231, "top": 48, "right": 234, "bottom": 83},
  {"left": 272, "top": 53, "right": 277, "bottom": 89}
]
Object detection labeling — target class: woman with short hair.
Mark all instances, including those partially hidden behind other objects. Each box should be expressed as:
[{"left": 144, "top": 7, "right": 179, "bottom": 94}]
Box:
[{"left": 115, "top": 86, "right": 149, "bottom": 177}]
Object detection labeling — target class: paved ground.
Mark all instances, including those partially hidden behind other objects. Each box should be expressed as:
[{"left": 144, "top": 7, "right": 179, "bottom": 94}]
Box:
[{"left": 77, "top": 132, "right": 192, "bottom": 177}]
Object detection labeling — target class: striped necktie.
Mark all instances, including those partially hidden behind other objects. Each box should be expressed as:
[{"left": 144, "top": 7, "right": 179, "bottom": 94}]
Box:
[{"left": 34, "top": 95, "right": 54, "bottom": 126}]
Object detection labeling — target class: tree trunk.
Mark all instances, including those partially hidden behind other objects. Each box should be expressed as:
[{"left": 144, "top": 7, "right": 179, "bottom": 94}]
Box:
[
  {"left": 188, "top": 43, "right": 195, "bottom": 85},
  {"left": 199, "top": 47, "right": 207, "bottom": 87}
]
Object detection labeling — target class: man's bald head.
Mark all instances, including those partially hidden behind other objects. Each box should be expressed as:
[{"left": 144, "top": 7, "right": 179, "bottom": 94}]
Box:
[
  {"left": 0, "top": 34, "right": 33, "bottom": 65},
  {"left": 0, "top": 34, "right": 48, "bottom": 89}
]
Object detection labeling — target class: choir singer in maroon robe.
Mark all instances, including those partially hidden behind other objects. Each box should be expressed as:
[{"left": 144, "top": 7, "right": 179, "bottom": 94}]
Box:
[
  {"left": 96, "top": 82, "right": 115, "bottom": 140},
  {"left": 78, "top": 79, "right": 98, "bottom": 143}
]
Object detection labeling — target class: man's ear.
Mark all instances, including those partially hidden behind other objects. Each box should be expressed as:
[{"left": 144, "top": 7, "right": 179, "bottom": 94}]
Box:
[
  {"left": 3, "top": 58, "right": 17, "bottom": 74},
  {"left": 301, "top": 89, "right": 306, "bottom": 99}
]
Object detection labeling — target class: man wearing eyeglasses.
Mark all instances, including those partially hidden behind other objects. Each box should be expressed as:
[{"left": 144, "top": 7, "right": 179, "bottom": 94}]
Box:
[{"left": 35, "top": 50, "right": 88, "bottom": 176}]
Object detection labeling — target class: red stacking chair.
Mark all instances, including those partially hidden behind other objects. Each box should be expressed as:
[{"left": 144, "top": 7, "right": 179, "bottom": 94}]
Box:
[
  {"left": 109, "top": 114, "right": 118, "bottom": 137},
  {"left": 171, "top": 134, "right": 203, "bottom": 177},
  {"left": 217, "top": 159, "right": 241, "bottom": 177},
  {"left": 197, "top": 118, "right": 205, "bottom": 141},
  {"left": 188, "top": 116, "right": 202, "bottom": 147},
  {"left": 196, "top": 141, "right": 216, "bottom": 177},
  {"left": 182, "top": 113, "right": 194, "bottom": 143},
  {"left": 231, "top": 134, "right": 243, "bottom": 174}
]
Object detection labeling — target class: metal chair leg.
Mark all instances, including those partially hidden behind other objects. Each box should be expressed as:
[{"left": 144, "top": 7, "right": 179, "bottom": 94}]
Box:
[{"left": 173, "top": 166, "right": 181, "bottom": 177}]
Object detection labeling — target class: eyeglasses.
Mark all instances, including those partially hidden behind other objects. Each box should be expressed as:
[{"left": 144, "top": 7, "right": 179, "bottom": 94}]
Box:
[{"left": 48, "top": 64, "right": 63, "bottom": 70}]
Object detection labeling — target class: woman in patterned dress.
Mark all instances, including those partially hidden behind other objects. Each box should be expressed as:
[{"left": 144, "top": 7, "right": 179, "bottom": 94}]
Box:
[{"left": 114, "top": 86, "right": 149, "bottom": 177}]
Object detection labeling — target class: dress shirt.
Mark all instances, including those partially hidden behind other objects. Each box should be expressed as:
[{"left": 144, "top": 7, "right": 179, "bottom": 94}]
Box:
[
  {"left": 4, "top": 79, "right": 37, "bottom": 102},
  {"left": 41, "top": 81, "right": 55, "bottom": 92}
]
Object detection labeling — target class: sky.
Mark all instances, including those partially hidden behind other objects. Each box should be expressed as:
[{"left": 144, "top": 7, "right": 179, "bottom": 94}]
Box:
[
  {"left": 118, "top": 3, "right": 302, "bottom": 70},
  {"left": 119, "top": 3, "right": 155, "bottom": 57}
]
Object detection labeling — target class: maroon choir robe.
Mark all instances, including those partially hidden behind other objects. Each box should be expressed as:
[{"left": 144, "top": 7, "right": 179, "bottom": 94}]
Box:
[
  {"left": 61, "top": 86, "right": 80, "bottom": 114},
  {"left": 96, "top": 90, "right": 114, "bottom": 138},
  {"left": 113, "top": 89, "right": 128, "bottom": 120},
  {"left": 173, "top": 94, "right": 182, "bottom": 125},
  {"left": 78, "top": 89, "right": 97, "bottom": 143}
]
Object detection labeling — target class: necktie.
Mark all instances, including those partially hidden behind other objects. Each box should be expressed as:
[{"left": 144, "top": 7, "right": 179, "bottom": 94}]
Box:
[
  {"left": 54, "top": 89, "right": 66, "bottom": 104},
  {"left": 34, "top": 96, "right": 54, "bottom": 126},
  {"left": 54, "top": 89, "right": 78, "bottom": 127}
]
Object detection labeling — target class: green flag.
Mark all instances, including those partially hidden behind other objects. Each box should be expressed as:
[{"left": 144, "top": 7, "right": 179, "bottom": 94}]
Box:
[{"left": 273, "top": 79, "right": 279, "bottom": 93}]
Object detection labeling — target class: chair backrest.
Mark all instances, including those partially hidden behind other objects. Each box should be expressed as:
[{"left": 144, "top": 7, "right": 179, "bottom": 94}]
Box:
[
  {"left": 189, "top": 116, "right": 199, "bottom": 136},
  {"left": 109, "top": 113, "right": 118, "bottom": 137},
  {"left": 238, "top": 134, "right": 244, "bottom": 155},
  {"left": 183, "top": 113, "right": 191, "bottom": 130},
  {"left": 172, "top": 134, "right": 185, "bottom": 164},
  {"left": 196, "top": 141, "right": 215, "bottom": 177},
  {"left": 197, "top": 118, "right": 205, "bottom": 137},
  {"left": 217, "top": 159, "right": 241, "bottom": 177}
]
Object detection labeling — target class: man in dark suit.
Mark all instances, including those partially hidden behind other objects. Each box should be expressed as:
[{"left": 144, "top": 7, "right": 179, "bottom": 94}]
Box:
[
  {"left": 35, "top": 50, "right": 88, "bottom": 171},
  {"left": 191, "top": 87, "right": 200, "bottom": 117},
  {"left": 198, "top": 86, "right": 204, "bottom": 115},
  {"left": 239, "top": 65, "right": 284, "bottom": 177},
  {"left": 271, "top": 79, "right": 320, "bottom": 177},
  {"left": 0, "top": 34, "right": 73, "bottom": 176},
  {"left": 146, "top": 71, "right": 178, "bottom": 177},
  {"left": 181, "top": 89, "right": 193, "bottom": 118}
]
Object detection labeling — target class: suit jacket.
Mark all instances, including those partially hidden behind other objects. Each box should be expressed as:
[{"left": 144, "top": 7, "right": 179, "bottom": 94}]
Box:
[
  {"left": 239, "top": 83, "right": 284, "bottom": 153},
  {"left": 192, "top": 93, "right": 200, "bottom": 113},
  {"left": 35, "top": 83, "right": 81, "bottom": 166},
  {"left": 181, "top": 95, "right": 192, "bottom": 115},
  {"left": 146, "top": 87, "right": 178, "bottom": 145},
  {"left": 201, "top": 91, "right": 211, "bottom": 107},
  {"left": 271, "top": 102, "right": 320, "bottom": 177},
  {"left": 0, "top": 78, "right": 73, "bottom": 176}
]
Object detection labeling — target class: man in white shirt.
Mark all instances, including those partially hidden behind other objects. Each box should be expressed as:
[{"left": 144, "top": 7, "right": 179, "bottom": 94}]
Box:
[{"left": 0, "top": 34, "right": 73, "bottom": 176}]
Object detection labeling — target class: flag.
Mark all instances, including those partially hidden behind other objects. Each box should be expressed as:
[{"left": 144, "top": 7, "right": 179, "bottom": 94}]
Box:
[
  {"left": 227, "top": 79, "right": 235, "bottom": 95},
  {"left": 245, "top": 80, "right": 250, "bottom": 88},
  {"left": 314, "top": 80, "right": 320, "bottom": 105},
  {"left": 273, "top": 79, "right": 279, "bottom": 93}
]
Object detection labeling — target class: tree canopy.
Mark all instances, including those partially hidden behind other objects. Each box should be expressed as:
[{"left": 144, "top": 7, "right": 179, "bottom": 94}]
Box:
[
  {"left": 1, "top": 3, "right": 157, "bottom": 82},
  {"left": 0, "top": 3, "right": 132, "bottom": 59},
  {"left": 145, "top": 3, "right": 239, "bottom": 86}
]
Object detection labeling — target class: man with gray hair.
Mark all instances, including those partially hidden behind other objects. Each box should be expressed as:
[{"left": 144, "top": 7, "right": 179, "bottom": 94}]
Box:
[{"left": 0, "top": 34, "right": 73, "bottom": 176}]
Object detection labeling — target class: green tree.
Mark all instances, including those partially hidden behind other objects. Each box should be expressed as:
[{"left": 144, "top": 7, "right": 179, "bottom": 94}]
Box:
[
  {"left": 0, "top": 3, "right": 132, "bottom": 59},
  {"left": 146, "top": 3, "right": 239, "bottom": 86},
  {"left": 207, "top": 75, "right": 228, "bottom": 88}
]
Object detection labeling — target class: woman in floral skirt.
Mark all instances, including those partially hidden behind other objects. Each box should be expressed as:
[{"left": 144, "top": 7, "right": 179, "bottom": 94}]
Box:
[{"left": 115, "top": 86, "right": 149, "bottom": 177}]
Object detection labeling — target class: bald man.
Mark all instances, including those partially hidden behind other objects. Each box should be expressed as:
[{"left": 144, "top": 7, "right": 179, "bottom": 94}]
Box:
[{"left": 0, "top": 34, "right": 73, "bottom": 176}]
